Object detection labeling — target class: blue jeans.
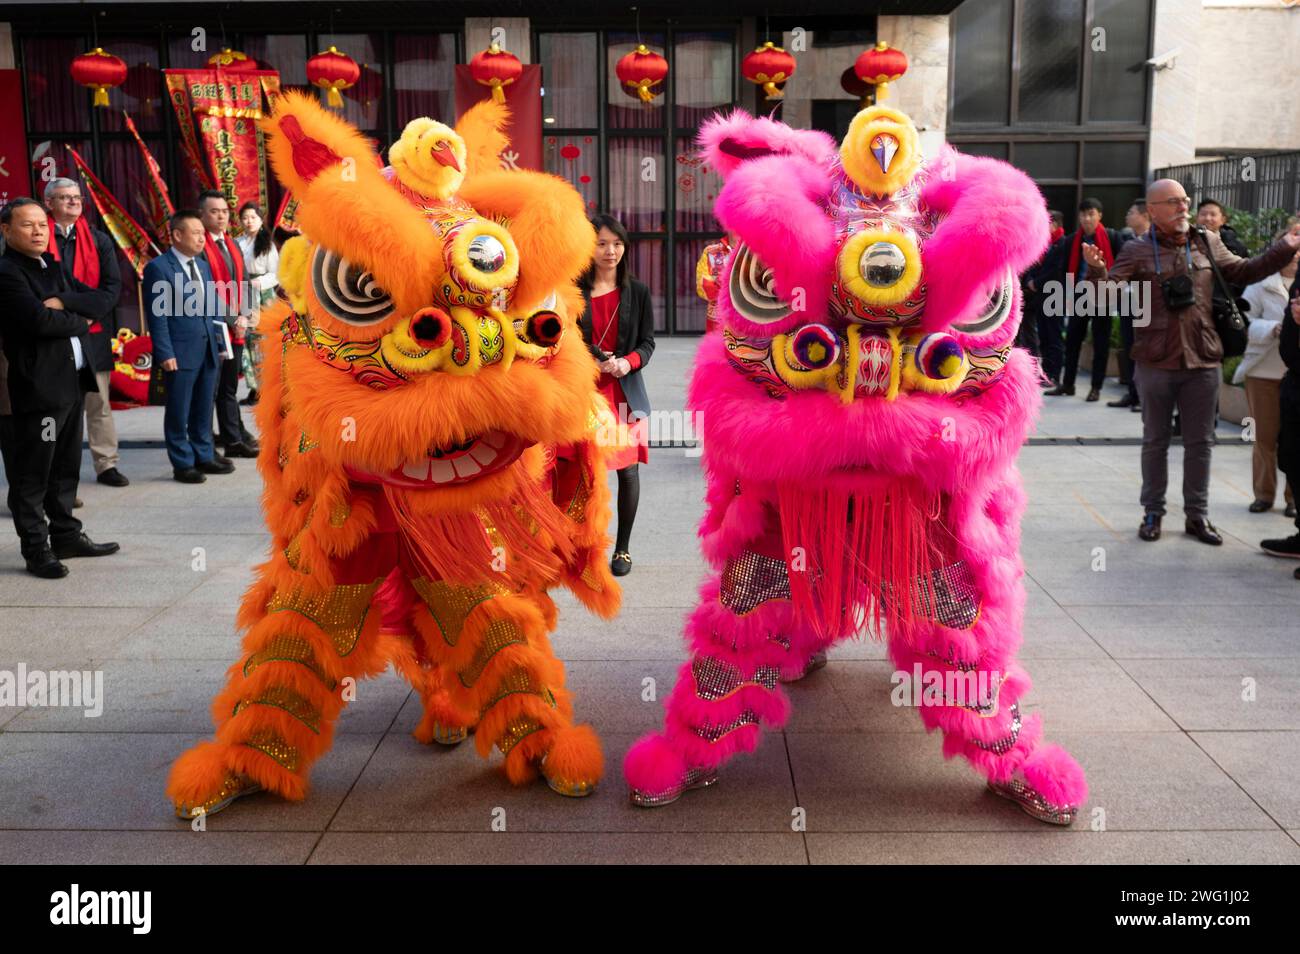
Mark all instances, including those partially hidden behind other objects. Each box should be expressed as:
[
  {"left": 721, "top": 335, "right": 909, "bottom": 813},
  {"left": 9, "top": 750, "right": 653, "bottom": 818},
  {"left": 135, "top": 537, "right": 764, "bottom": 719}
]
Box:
[{"left": 162, "top": 358, "right": 219, "bottom": 470}]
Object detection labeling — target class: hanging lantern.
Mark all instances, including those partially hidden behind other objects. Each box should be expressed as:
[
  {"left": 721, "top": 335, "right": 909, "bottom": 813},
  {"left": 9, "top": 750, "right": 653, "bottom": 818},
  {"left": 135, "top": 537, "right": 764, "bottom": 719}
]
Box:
[
  {"left": 468, "top": 41, "right": 523, "bottom": 103},
  {"left": 742, "top": 41, "right": 796, "bottom": 101},
  {"left": 307, "top": 45, "right": 361, "bottom": 109},
  {"left": 854, "top": 41, "right": 908, "bottom": 101},
  {"left": 70, "top": 47, "right": 128, "bottom": 108},
  {"left": 616, "top": 44, "right": 668, "bottom": 104},
  {"left": 208, "top": 48, "right": 258, "bottom": 72}
]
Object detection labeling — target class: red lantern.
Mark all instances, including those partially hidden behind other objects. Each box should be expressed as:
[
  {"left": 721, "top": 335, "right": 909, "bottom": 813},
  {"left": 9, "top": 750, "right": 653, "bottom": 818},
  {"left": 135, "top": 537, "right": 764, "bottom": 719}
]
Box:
[
  {"left": 616, "top": 44, "right": 668, "bottom": 104},
  {"left": 307, "top": 46, "right": 361, "bottom": 109},
  {"left": 742, "top": 41, "right": 796, "bottom": 101},
  {"left": 70, "top": 47, "right": 127, "bottom": 108},
  {"left": 208, "top": 48, "right": 258, "bottom": 73},
  {"left": 854, "top": 41, "right": 908, "bottom": 101},
  {"left": 468, "top": 42, "right": 523, "bottom": 103}
]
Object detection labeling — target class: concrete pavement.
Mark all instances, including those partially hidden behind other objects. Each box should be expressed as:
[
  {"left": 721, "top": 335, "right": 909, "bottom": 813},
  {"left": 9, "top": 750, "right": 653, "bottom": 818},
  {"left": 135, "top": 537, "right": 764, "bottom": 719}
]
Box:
[{"left": 1, "top": 337, "right": 1298, "bottom": 864}]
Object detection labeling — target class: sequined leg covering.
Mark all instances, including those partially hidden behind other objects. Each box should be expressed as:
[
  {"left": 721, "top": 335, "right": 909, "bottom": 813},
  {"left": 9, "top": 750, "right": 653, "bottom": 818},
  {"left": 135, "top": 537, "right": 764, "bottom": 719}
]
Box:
[
  {"left": 168, "top": 565, "right": 389, "bottom": 817},
  {"left": 410, "top": 582, "right": 603, "bottom": 793},
  {"left": 626, "top": 550, "right": 819, "bottom": 806},
  {"left": 885, "top": 478, "right": 1088, "bottom": 824}
]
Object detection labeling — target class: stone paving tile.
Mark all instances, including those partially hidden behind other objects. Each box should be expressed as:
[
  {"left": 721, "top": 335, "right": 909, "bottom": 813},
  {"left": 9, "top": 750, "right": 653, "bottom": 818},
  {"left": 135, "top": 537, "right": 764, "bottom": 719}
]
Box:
[
  {"left": 1191, "top": 732, "right": 1300, "bottom": 829},
  {"left": 0, "top": 830, "right": 319, "bottom": 865},
  {"left": 1120, "top": 658, "right": 1300, "bottom": 731}
]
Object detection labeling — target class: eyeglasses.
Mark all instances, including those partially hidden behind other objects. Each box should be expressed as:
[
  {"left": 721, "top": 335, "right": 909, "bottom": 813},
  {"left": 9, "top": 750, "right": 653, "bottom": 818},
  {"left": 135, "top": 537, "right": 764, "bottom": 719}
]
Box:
[
  {"left": 50, "top": 195, "right": 83, "bottom": 203},
  {"left": 1150, "top": 197, "right": 1191, "bottom": 208}
]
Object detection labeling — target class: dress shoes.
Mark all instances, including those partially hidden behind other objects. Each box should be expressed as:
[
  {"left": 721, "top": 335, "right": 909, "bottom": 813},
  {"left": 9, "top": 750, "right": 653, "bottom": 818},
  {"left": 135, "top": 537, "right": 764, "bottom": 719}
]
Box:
[
  {"left": 174, "top": 467, "right": 207, "bottom": 484},
  {"left": 24, "top": 548, "right": 69, "bottom": 579},
  {"left": 1138, "top": 513, "right": 1162, "bottom": 541},
  {"left": 1260, "top": 533, "right": 1300, "bottom": 558},
  {"left": 52, "top": 532, "right": 120, "bottom": 559},
  {"left": 1286, "top": 504, "right": 1297, "bottom": 520},
  {"left": 1085, "top": 388, "right": 1101, "bottom": 402},
  {"left": 1044, "top": 385, "right": 1075, "bottom": 397},
  {"left": 1108, "top": 395, "right": 1137, "bottom": 408},
  {"left": 1184, "top": 517, "right": 1223, "bottom": 546},
  {"left": 1248, "top": 500, "right": 1271, "bottom": 513},
  {"left": 96, "top": 467, "right": 130, "bottom": 487},
  {"left": 197, "top": 455, "right": 236, "bottom": 475},
  {"left": 223, "top": 442, "right": 258, "bottom": 459}
]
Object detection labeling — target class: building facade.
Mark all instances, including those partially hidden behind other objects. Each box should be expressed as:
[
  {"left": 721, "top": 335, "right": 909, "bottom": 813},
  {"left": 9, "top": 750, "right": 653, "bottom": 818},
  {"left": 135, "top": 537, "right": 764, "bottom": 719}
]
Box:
[{"left": 1, "top": 0, "right": 1294, "bottom": 333}]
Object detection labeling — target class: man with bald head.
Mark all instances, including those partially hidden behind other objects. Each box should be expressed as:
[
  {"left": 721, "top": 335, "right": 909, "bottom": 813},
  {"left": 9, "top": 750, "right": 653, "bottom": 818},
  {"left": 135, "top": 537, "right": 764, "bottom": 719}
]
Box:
[{"left": 1085, "top": 179, "right": 1300, "bottom": 544}]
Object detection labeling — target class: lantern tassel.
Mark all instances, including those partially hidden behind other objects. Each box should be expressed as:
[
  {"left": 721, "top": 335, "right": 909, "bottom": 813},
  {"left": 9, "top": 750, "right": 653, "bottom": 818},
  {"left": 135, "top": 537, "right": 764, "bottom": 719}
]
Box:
[
  {"left": 326, "top": 87, "right": 343, "bottom": 109},
  {"left": 875, "top": 81, "right": 890, "bottom": 101},
  {"left": 637, "top": 83, "right": 654, "bottom": 104},
  {"left": 490, "top": 81, "right": 506, "bottom": 103},
  {"left": 762, "top": 81, "right": 784, "bottom": 100},
  {"left": 92, "top": 86, "right": 110, "bottom": 108}
]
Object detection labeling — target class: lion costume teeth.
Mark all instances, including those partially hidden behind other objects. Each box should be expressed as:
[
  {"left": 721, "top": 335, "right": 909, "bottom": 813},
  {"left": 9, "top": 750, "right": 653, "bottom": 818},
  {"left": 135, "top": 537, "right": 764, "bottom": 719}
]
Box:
[{"left": 167, "top": 92, "right": 620, "bottom": 818}]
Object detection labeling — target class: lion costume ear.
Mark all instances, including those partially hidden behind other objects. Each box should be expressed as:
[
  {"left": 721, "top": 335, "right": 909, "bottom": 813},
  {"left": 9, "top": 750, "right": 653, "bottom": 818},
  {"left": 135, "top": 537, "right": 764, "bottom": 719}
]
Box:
[
  {"left": 277, "top": 235, "right": 312, "bottom": 313},
  {"left": 261, "top": 90, "right": 440, "bottom": 308}
]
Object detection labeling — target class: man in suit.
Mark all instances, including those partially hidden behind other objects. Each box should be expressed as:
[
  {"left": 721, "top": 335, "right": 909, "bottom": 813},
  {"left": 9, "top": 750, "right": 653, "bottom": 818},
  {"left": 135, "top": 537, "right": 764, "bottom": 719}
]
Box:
[
  {"left": 198, "top": 190, "right": 258, "bottom": 459},
  {"left": 143, "top": 209, "right": 235, "bottom": 483},
  {"left": 0, "top": 197, "right": 119, "bottom": 578},
  {"left": 43, "top": 177, "right": 129, "bottom": 487}
]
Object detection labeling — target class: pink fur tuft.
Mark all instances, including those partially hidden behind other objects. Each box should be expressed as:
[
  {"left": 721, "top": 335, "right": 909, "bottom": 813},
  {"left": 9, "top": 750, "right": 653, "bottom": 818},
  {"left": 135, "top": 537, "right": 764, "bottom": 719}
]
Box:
[
  {"left": 623, "top": 733, "right": 689, "bottom": 793},
  {"left": 1022, "top": 742, "right": 1089, "bottom": 807}
]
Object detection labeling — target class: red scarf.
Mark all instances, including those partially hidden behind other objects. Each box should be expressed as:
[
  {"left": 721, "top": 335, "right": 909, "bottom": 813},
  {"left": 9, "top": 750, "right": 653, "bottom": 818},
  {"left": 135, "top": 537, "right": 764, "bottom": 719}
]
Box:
[
  {"left": 204, "top": 231, "right": 247, "bottom": 342},
  {"left": 46, "top": 214, "right": 100, "bottom": 286},
  {"left": 1067, "top": 224, "right": 1113, "bottom": 275},
  {"left": 46, "top": 214, "right": 103, "bottom": 331}
]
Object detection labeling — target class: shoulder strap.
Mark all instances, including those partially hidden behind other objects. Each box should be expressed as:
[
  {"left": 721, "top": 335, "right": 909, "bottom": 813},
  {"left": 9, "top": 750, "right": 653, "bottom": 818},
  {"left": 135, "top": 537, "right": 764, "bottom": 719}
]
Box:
[{"left": 1194, "top": 227, "right": 1244, "bottom": 328}]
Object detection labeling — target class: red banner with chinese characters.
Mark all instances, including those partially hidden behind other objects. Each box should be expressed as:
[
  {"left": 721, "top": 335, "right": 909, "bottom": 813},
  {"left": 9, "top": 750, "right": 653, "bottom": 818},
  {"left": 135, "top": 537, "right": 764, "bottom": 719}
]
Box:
[
  {"left": 163, "top": 69, "right": 280, "bottom": 217},
  {"left": 123, "top": 111, "right": 175, "bottom": 248},
  {"left": 454, "top": 64, "right": 541, "bottom": 171},
  {"left": 0, "top": 70, "right": 32, "bottom": 200}
]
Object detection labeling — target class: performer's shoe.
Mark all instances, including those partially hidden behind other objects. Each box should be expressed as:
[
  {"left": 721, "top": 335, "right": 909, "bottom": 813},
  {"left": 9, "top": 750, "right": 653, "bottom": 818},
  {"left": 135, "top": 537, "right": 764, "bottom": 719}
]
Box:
[
  {"left": 987, "top": 772, "right": 1078, "bottom": 826},
  {"left": 174, "top": 773, "right": 262, "bottom": 820},
  {"left": 780, "top": 651, "right": 828, "bottom": 683},
  {"left": 629, "top": 766, "right": 720, "bottom": 808},
  {"left": 543, "top": 771, "right": 598, "bottom": 798},
  {"left": 429, "top": 722, "right": 469, "bottom": 745}
]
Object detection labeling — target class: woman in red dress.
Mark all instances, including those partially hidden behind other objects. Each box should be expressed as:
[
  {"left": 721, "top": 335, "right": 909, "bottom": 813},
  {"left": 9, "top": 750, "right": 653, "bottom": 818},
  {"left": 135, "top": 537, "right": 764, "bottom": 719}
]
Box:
[{"left": 578, "top": 214, "right": 656, "bottom": 576}]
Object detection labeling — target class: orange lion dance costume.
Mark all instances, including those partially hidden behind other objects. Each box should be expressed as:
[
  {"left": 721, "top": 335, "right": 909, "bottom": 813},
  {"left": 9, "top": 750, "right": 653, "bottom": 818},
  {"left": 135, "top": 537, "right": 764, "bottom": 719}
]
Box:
[{"left": 168, "top": 92, "right": 620, "bottom": 818}]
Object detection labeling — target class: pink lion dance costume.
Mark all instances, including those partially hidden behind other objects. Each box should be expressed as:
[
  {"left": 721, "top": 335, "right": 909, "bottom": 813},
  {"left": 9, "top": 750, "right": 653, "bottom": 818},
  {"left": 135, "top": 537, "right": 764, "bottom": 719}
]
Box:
[{"left": 623, "top": 105, "right": 1088, "bottom": 824}]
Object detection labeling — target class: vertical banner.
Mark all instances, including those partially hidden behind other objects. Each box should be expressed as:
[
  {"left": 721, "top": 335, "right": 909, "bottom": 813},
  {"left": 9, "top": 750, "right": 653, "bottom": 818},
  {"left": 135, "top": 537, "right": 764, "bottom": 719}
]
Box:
[
  {"left": 455, "top": 64, "right": 542, "bottom": 171},
  {"left": 123, "top": 111, "right": 175, "bottom": 247},
  {"left": 65, "top": 145, "right": 156, "bottom": 278},
  {"left": 0, "top": 70, "right": 33, "bottom": 201},
  {"left": 164, "top": 68, "right": 279, "bottom": 216}
]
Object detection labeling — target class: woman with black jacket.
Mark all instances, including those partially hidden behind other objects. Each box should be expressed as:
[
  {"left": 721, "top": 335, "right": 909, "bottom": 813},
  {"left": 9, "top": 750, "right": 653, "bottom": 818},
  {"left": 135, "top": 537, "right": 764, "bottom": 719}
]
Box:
[{"left": 577, "top": 214, "right": 655, "bottom": 576}]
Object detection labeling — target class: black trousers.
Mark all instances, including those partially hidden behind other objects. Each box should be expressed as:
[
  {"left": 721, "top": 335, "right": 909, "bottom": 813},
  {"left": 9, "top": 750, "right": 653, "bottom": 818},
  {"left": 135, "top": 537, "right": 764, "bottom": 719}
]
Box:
[
  {"left": 0, "top": 393, "right": 85, "bottom": 557},
  {"left": 1037, "top": 311, "right": 1064, "bottom": 383},
  {"left": 1062, "top": 313, "right": 1112, "bottom": 391},
  {"left": 1116, "top": 315, "right": 1138, "bottom": 402},
  {"left": 1279, "top": 372, "right": 1300, "bottom": 532},
  {"left": 214, "top": 343, "right": 250, "bottom": 447}
]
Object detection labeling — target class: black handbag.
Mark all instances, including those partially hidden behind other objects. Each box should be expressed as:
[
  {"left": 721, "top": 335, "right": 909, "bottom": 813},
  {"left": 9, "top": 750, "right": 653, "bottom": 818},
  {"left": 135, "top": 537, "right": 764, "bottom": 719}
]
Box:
[{"left": 1194, "top": 227, "right": 1250, "bottom": 358}]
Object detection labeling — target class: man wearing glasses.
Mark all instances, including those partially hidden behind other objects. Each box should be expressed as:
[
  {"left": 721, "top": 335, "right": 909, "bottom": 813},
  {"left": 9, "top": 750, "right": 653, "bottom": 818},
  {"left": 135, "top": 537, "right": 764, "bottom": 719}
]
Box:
[
  {"left": 1084, "top": 180, "right": 1300, "bottom": 545},
  {"left": 43, "top": 178, "right": 128, "bottom": 488}
]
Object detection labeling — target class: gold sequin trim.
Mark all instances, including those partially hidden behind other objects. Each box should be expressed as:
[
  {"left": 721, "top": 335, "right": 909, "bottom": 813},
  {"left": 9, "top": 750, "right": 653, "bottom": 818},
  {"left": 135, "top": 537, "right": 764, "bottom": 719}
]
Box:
[
  {"left": 233, "top": 686, "right": 322, "bottom": 733},
  {"left": 720, "top": 550, "right": 792, "bottom": 615},
  {"left": 411, "top": 578, "right": 504, "bottom": 647},
  {"left": 243, "top": 635, "right": 335, "bottom": 690},
  {"left": 277, "top": 445, "right": 289, "bottom": 468},
  {"left": 479, "top": 667, "right": 556, "bottom": 716},
  {"left": 284, "top": 532, "right": 305, "bottom": 571},
  {"left": 496, "top": 716, "right": 544, "bottom": 756},
  {"left": 266, "top": 581, "right": 380, "bottom": 656},
  {"left": 293, "top": 488, "right": 310, "bottom": 506},
  {"left": 243, "top": 729, "right": 301, "bottom": 772},
  {"left": 579, "top": 560, "right": 605, "bottom": 593},
  {"left": 565, "top": 469, "right": 591, "bottom": 523},
  {"left": 328, "top": 499, "right": 351, "bottom": 528},
  {"left": 459, "top": 618, "right": 526, "bottom": 687}
]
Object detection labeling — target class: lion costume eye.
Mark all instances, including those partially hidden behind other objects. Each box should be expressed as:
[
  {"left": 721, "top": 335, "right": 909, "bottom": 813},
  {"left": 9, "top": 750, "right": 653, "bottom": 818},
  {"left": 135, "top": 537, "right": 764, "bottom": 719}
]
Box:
[
  {"left": 952, "top": 267, "right": 1015, "bottom": 336},
  {"left": 728, "top": 243, "right": 791, "bottom": 324},
  {"left": 311, "top": 247, "right": 395, "bottom": 325}
]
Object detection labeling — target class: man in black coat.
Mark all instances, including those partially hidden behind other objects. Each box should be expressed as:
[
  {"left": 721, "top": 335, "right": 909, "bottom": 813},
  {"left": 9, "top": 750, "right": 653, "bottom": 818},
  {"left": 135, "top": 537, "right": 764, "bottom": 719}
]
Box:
[
  {"left": 44, "top": 177, "right": 128, "bottom": 487},
  {"left": 1261, "top": 271, "right": 1300, "bottom": 574},
  {"left": 0, "top": 197, "right": 119, "bottom": 578},
  {"left": 1037, "top": 197, "right": 1128, "bottom": 402}
]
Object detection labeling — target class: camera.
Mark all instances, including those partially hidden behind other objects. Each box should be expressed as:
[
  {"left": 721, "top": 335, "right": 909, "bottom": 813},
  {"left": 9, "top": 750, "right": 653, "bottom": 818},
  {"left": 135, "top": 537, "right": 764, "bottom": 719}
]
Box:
[{"left": 1159, "top": 272, "right": 1196, "bottom": 310}]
